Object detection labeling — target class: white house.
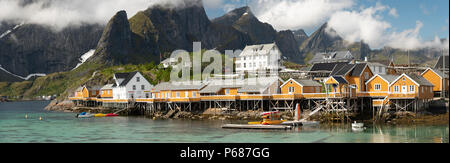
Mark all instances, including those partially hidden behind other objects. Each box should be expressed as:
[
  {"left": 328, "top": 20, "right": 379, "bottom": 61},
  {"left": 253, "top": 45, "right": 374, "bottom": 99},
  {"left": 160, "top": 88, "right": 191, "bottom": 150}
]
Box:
[
  {"left": 235, "top": 43, "right": 284, "bottom": 73},
  {"left": 112, "top": 72, "right": 154, "bottom": 99},
  {"left": 161, "top": 58, "right": 178, "bottom": 68}
]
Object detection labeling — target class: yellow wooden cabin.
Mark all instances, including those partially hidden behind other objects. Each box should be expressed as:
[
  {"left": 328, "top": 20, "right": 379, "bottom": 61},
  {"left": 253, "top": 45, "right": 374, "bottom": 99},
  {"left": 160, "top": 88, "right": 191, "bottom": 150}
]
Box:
[
  {"left": 152, "top": 82, "right": 206, "bottom": 102},
  {"left": 388, "top": 74, "right": 434, "bottom": 99},
  {"left": 365, "top": 74, "right": 399, "bottom": 97},
  {"left": 280, "top": 78, "right": 322, "bottom": 94},
  {"left": 74, "top": 85, "right": 101, "bottom": 99},
  {"left": 421, "top": 68, "right": 449, "bottom": 93},
  {"left": 100, "top": 84, "right": 114, "bottom": 98},
  {"left": 324, "top": 76, "right": 349, "bottom": 97},
  {"left": 324, "top": 63, "right": 374, "bottom": 97}
]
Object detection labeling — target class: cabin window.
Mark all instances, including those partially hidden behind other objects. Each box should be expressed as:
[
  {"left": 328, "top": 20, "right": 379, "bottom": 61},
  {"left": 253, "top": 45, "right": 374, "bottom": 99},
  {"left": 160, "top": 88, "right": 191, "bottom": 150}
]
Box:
[
  {"left": 141, "top": 85, "right": 145, "bottom": 90},
  {"left": 243, "top": 63, "right": 246, "bottom": 68},
  {"left": 421, "top": 87, "right": 424, "bottom": 93},
  {"left": 192, "top": 92, "right": 196, "bottom": 98},
  {"left": 92, "top": 91, "right": 96, "bottom": 95},
  {"left": 168, "top": 92, "right": 171, "bottom": 98},
  {"left": 133, "top": 85, "right": 136, "bottom": 90},
  {"left": 409, "top": 85, "right": 415, "bottom": 92},
  {"left": 130, "top": 94, "right": 134, "bottom": 99},
  {"left": 403, "top": 78, "right": 406, "bottom": 81},
  {"left": 145, "top": 93, "right": 149, "bottom": 98},
  {"left": 176, "top": 92, "right": 180, "bottom": 98},
  {"left": 316, "top": 87, "right": 320, "bottom": 93},
  {"left": 225, "top": 89, "right": 230, "bottom": 95},
  {"left": 374, "top": 84, "right": 381, "bottom": 91},
  {"left": 185, "top": 91, "right": 189, "bottom": 98},
  {"left": 136, "top": 77, "right": 140, "bottom": 82},
  {"left": 288, "top": 87, "right": 295, "bottom": 94},
  {"left": 394, "top": 86, "right": 399, "bottom": 92}
]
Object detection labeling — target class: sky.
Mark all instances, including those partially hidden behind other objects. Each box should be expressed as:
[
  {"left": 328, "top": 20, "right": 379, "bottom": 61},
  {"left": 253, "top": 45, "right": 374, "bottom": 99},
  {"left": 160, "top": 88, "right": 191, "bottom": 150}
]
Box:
[
  {"left": 205, "top": 0, "right": 449, "bottom": 41},
  {"left": 0, "top": 0, "right": 448, "bottom": 50}
]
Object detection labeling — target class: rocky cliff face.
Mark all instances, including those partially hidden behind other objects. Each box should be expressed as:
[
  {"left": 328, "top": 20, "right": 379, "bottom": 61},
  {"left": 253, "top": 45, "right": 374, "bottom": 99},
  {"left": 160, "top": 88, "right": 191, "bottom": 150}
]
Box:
[
  {"left": 300, "top": 23, "right": 345, "bottom": 53},
  {"left": 0, "top": 22, "right": 103, "bottom": 80},
  {"left": 275, "top": 30, "right": 301, "bottom": 62},
  {"left": 292, "top": 29, "right": 308, "bottom": 47},
  {"left": 89, "top": 11, "right": 134, "bottom": 65},
  {"left": 212, "top": 6, "right": 302, "bottom": 61}
]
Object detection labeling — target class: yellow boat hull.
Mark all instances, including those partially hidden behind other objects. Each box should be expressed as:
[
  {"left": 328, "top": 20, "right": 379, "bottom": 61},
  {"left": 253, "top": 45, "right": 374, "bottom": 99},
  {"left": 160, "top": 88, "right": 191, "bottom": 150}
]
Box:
[
  {"left": 248, "top": 120, "right": 286, "bottom": 125},
  {"left": 94, "top": 113, "right": 107, "bottom": 117}
]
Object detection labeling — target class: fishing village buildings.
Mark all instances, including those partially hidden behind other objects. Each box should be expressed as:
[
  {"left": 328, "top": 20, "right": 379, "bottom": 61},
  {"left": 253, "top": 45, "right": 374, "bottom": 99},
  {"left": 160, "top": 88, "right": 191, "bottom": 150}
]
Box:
[{"left": 69, "top": 44, "right": 447, "bottom": 121}]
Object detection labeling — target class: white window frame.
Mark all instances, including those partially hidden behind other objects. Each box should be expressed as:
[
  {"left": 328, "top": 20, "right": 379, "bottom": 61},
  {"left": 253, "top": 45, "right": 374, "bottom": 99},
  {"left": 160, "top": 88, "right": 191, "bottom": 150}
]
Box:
[
  {"left": 133, "top": 85, "right": 136, "bottom": 90},
  {"left": 394, "top": 86, "right": 399, "bottom": 92},
  {"left": 185, "top": 91, "right": 189, "bottom": 98},
  {"left": 192, "top": 91, "right": 196, "bottom": 98},
  {"left": 409, "top": 85, "right": 415, "bottom": 93},
  {"left": 374, "top": 84, "right": 381, "bottom": 91},
  {"left": 225, "top": 89, "right": 230, "bottom": 95},
  {"left": 136, "top": 77, "right": 140, "bottom": 82},
  {"left": 288, "top": 87, "right": 295, "bottom": 94},
  {"left": 176, "top": 92, "right": 180, "bottom": 98}
]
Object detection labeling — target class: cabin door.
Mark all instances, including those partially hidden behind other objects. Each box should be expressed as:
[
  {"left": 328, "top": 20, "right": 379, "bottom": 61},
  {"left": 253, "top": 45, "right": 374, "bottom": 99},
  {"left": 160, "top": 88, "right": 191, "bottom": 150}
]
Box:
[{"left": 401, "top": 86, "right": 407, "bottom": 93}]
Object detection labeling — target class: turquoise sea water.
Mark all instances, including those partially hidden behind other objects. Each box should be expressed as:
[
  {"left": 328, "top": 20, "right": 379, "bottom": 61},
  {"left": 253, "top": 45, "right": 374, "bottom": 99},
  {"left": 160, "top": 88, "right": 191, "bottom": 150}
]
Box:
[{"left": 0, "top": 101, "right": 448, "bottom": 143}]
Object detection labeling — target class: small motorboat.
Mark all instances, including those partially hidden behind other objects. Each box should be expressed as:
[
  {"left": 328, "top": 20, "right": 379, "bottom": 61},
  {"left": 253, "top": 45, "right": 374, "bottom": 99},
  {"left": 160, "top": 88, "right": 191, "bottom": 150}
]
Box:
[
  {"left": 248, "top": 111, "right": 286, "bottom": 125},
  {"left": 352, "top": 121, "right": 365, "bottom": 131},
  {"left": 94, "top": 113, "right": 107, "bottom": 117},
  {"left": 106, "top": 113, "right": 119, "bottom": 117},
  {"left": 77, "top": 112, "right": 94, "bottom": 118}
]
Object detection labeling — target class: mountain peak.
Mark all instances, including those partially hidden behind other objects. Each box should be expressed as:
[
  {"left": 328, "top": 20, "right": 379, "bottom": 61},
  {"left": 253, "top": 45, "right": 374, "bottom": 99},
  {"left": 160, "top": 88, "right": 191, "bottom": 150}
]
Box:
[{"left": 89, "top": 10, "right": 133, "bottom": 65}]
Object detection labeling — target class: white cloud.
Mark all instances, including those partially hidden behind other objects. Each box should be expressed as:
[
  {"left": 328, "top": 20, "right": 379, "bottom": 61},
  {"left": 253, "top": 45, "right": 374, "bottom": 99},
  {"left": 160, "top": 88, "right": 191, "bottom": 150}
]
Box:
[
  {"left": 0, "top": 0, "right": 199, "bottom": 31},
  {"left": 327, "top": 3, "right": 391, "bottom": 48},
  {"left": 388, "top": 8, "right": 398, "bottom": 18},
  {"left": 328, "top": 4, "right": 448, "bottom": 50},
  {"left": 251, "top": 0, "right": 354, "bottom": 31}
]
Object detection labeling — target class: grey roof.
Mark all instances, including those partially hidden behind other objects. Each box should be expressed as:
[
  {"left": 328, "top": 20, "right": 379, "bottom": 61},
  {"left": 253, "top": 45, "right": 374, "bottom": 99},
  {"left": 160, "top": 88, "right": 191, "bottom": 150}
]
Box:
[
  {"left": 114, "top": 73, "right": 130, "bottom": 79},
  {"left": 331, "top": 64, "right": 355, "bottom": 76},
  {"left": 367, "top": 62, "right": 387, "bottom": 67},
  {"left": 242, "top": 43, "right": 277, "bottom": 54},
  {"left": 408, "top": 74, "right": 434, "bottom": 86},
  {"left": 101, "top": 84, "right": 114, "bottom": 90},
  {"left": 199, "top": 79, "right": 242, "bottom": 94},
  {"left": 309, "top": 51, "right": 354, "bottom": 64},
  {"left": 293, "top": 79, "right": 322, "bottom": 87},
  {"left": 331, "top": 76, "right": 348, "bottom": 84},
  {"left": 86, "top": 85, "right": 102, "bottom": 91},
  {"left": 434, "top": 55, "right": 449, "bottom": 69},
  {"left": 350, "top": 63, "right": 368, "bottom": 76},
  {"left": 119, "top": 72, "right": 139, "bottom": 86},
  {"left": 153, "top": 81, "right": 206, "bottom": 91},
  {"left": 310, "top": 62, "right": 348, "bottom": 72},
  {"left": 238, "top": 85, "right": 267, "bottom": 93},
  {"left": 378, "top": 74, "right": 400, "bottom": 83},
  {"left": 329, "top": 63, "right": 368, "bottom": 77}
]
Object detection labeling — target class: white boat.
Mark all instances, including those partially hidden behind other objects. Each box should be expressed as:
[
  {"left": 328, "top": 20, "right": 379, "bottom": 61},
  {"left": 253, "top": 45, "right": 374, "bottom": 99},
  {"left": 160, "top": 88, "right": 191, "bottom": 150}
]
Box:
[{"left": 351, "top": 121, "right": 365, "bottom": 131}]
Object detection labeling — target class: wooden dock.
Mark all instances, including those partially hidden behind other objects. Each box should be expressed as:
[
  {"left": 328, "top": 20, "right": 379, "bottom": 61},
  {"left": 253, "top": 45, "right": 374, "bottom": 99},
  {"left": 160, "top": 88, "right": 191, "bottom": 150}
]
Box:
[
  {"left": 222, "top": 124, "right": 293, "bottom": 130},
  {"left": 280, "top": 121, "right": 320, "bottom": 126}
]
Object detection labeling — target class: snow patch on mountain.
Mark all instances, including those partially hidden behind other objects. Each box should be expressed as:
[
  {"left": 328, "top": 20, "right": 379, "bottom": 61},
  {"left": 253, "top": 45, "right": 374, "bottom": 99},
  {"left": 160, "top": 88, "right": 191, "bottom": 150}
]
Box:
[
  {"left": 72, "top": 49, "right": 95, "bottom": 70},
  {"left": 0, "top": 64, "right": 46, "bottom": 80}
]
